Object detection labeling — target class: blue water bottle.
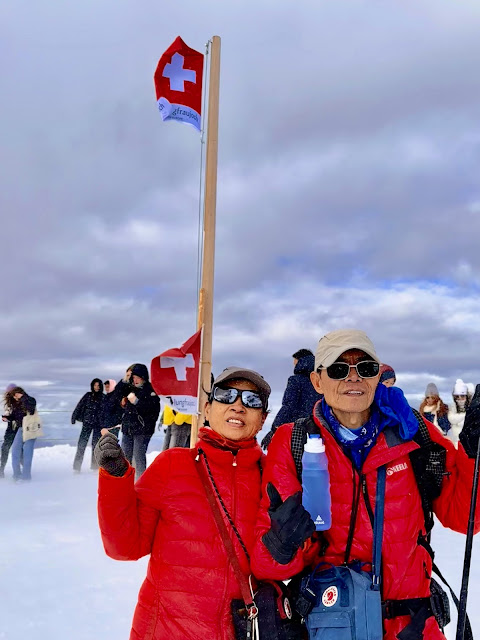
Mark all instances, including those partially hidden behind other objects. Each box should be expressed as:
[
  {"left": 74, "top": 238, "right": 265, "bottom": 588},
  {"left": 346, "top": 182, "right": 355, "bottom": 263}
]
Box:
[{"left": 302, "top": 434, "right": 331, "bottom": 530}]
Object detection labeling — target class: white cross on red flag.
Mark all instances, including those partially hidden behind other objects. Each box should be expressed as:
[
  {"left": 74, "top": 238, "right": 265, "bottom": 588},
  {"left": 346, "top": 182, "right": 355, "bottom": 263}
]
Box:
[
  {"left": 150, "top": 329, "right": 202, "bottom": 415},
  {"left": 154, "top": 37, "right": 204, "bottom": 132}
]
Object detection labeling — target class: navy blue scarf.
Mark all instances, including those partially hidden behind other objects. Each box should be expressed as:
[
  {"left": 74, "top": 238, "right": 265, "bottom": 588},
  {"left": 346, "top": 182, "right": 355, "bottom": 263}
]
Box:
[{"left": 320, "top": 384, "right": 419, "bottom": 469}]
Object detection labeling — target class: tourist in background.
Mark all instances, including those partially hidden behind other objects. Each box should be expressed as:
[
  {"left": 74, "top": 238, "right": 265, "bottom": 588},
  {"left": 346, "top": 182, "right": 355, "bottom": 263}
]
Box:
[
  {"left": 448, "top": 378, "right": 470, "bottom": 446},
  {"left": 1, "top": 383, "right": 19, "bottom": 478},
  {"left": 261, "top": 348, "right": 322, "bottom": 450},
  {"left": 379, "top": 363, "right": 396, "bottom": 387},
  {"left": 101, "top": 379, "right": 123, "bottom": 439},
  {"left": 4, "top": 386, "right": 37, "bottom": 482},
  {"left": 110, "top": 364, "right": 160, "bottom": 479},
  {"left": 71, "top": 378, "right": 105, "bottom": 473},
  {"left": 161, "top": 405, "right": 192, "bottom": 449},
  {"left": 419, "top": 382, "right": 450, "bottom": 435}
]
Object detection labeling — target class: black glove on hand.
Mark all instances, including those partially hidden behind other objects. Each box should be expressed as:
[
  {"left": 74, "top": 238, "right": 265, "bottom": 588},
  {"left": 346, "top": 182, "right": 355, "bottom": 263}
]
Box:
[
  {"left": 460, "top": 384, "right": 480, "bottom": 459},
  {"left": 94, "top": 432, "right": 129, "bottom": 477},
  {"left": 262, "top": 482, "right": 315, "bottom": 565},
  {"left": 260, "top": 429, "right": 275, "bottom": 451}
]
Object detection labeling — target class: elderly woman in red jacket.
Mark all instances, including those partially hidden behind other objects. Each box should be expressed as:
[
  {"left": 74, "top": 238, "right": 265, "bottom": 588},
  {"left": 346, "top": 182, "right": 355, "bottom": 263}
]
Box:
[
  {"left": 251, "top": 329, "right": 480, "bottom": 640},
  {"left": 95, "top": 366, "right": 270, "bottom": 640}
]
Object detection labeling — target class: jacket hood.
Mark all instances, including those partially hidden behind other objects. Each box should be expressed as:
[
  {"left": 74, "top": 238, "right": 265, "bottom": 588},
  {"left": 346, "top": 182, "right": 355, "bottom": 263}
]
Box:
[
  {"left": 131, "top": 363, "right": 149, "bottom": 382},
  {"left": 294, "top": 353, "right": 315, "bottom": 376},
  {"left": 90, "top": 378, "right": 104, "bottom": 393}
]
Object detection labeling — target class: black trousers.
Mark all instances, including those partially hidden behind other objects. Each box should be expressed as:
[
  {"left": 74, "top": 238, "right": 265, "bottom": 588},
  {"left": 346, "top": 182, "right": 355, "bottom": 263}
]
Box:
[
  {"left": 73, "top": 426, "right": 102, "bottom": 471},
  {"left": 1, "top": 424, "right": 18, "bottom": 472}
]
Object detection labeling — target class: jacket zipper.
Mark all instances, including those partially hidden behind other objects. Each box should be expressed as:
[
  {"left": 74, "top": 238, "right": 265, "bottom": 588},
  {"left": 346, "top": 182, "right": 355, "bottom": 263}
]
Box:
[
  {"left": 344, "top": 464, "right": 362, "bottom": 564},
  {"left": 361, "top": 473, "right": 375, "bottom": 529}
]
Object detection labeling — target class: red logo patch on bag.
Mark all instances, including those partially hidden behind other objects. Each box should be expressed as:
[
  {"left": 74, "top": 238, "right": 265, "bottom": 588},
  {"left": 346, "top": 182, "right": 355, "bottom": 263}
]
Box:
[
  {"left": 322, "top": 586, "right": 338, "bottom": 607},
  {"left": 283, "top": 597, "right": 292, "bottom": 619}
]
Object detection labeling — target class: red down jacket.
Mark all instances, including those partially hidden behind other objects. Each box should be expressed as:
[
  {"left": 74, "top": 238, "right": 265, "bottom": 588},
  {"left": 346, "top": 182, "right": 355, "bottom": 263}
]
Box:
[
  {"left": 98, "top": 438, "right": 262, "bottom": 640},
  {"left": 251, "top": 407, "right": 480, "bottom": 640}
]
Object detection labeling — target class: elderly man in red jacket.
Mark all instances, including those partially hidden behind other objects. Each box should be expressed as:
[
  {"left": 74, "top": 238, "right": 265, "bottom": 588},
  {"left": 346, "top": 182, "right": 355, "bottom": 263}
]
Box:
[{"left": 251, "top": 329, "right": 480, "bottom": 640}]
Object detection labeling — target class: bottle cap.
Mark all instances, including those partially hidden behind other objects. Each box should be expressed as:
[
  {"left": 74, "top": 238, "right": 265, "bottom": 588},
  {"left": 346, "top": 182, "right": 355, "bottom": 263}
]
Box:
[{"left": 304, "top": 434, "right": 325, "bottom": 453}]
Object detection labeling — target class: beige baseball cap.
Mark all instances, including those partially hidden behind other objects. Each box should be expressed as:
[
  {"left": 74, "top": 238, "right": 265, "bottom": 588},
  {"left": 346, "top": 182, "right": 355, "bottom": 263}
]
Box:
[
  {"left": 314, "top": 329, "right": 381, "bottom": 371},
  {"left": 213, "top": 367, "right": 271, "bottom": 400}
]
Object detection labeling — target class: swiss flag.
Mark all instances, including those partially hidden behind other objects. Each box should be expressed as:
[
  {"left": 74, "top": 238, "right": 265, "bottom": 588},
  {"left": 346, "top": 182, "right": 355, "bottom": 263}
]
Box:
[
  {"left": 150, "top": 329, "right": 202, "bottom": 415},
  {"left": 154, "top": 37, "right": 204, "bottom": 132}
]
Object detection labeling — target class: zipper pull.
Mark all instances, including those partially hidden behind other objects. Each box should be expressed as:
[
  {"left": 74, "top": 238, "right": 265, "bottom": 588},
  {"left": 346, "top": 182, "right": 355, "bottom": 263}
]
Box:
[
  {"left": 361, "top": 474, "right": 367, "bottom": 496},
  {"left": 232, "top": 452, "right": 237, "bottom": 467}
]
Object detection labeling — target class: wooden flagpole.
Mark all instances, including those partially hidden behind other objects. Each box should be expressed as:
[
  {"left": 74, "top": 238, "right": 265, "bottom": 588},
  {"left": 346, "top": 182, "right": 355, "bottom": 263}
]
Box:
[{"left": 190, "top": 35, "right": 221, "bottom": 446}]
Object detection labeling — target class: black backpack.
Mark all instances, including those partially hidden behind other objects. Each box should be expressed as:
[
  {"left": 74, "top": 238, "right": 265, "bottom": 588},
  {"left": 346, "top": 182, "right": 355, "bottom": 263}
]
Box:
[{"left": 290, "top": 410, "right": 473, "bottom": 640}]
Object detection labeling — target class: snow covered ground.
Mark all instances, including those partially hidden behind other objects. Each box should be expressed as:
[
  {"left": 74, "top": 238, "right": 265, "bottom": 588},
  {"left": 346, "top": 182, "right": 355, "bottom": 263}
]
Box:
[{"left": 0, "top": 439, "right": 479, "bottom": 640}]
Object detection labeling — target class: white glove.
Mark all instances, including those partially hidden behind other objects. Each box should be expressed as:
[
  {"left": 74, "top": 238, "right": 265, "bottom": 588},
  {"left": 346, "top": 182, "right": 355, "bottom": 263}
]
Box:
[{"left": 127, "top": 392, "right": 138, "bottom": 404}]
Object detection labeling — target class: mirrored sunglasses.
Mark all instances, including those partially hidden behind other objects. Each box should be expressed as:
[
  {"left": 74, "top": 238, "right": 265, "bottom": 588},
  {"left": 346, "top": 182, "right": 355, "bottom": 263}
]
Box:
[
  {"left": 323, "top": 361, "right": 380, "bottom": 380},
  {"left": 212, "top": 386, "right": 265, "bottom": 409}
]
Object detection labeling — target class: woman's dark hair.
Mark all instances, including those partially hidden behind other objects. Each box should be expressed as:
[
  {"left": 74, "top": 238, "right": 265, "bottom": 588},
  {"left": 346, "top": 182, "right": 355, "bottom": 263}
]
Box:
[
  {"left": 4, "top": 387, "right": 26, "bottom": 410},
  {"left": 292, "top": 348, "right": 313, "bottom": 360}
]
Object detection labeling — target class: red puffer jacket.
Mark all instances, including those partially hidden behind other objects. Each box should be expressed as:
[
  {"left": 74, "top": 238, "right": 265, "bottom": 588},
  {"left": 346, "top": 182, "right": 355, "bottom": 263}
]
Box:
[
  {"left": 251, "top": 409, "right": 480, "bottom": 640},
  {"left": 98, "top": 438, "right": 262, "bottom": 640}
]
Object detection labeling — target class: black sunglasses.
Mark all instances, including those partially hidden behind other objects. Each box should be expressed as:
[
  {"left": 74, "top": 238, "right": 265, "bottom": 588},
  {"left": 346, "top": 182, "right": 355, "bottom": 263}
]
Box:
[
  {"left": 211, "top": 386, "right": 265, "bottom": 409},
  {"left": 320, "top": 361, "right": 380, "bottom": 380}
]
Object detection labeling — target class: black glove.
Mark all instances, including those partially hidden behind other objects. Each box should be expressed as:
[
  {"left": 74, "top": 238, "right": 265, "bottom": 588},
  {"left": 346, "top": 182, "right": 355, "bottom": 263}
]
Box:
[
  {"left": 262, "top": 483, "right": 315, "bottom": 565},
  {"left": 460, "top": 384, "right": 480, "bottom": 459},
  {"left": 260, "top": 429, "right": 275, "bottom": 451},
  {"left": 71, "top": 418, "right": 76, "bottom": 425},
  {"left": 94, "top": 432, "right": 129, "bottom": 477}
]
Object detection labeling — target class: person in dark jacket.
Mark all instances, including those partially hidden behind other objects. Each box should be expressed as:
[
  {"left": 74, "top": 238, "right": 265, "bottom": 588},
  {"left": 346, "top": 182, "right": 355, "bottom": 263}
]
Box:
[
  {"left": 261, "top": 348, "right": 322, "bottom": 449},
  {"left": 1, "top": 383, "right": 19, "bottom": 478},
  {"left": 3, "top": 386, "right": 37, "bottom": 481},
  {"left": 110, "top": 363, "right": 160, "bottom": 479},
  {"left": 72, "top": 378, "right": 105, "bottom": 472},
  {"left": 100, "top": 379, "right": 123, "bottom": 438}
]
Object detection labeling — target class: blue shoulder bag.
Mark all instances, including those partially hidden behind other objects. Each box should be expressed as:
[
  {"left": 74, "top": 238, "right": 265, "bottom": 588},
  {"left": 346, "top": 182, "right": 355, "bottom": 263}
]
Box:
[{"left": 297, "top": 465, "right": 386, "bottom": 640}]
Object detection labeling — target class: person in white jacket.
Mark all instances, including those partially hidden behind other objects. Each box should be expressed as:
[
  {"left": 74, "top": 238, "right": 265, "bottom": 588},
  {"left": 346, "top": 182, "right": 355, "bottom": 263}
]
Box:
[{"left": 448, "top": 378, "right": 469, "bottom": 446}]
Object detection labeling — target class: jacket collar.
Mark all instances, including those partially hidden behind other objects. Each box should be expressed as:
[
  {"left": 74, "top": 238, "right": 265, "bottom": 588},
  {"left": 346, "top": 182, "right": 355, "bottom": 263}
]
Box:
[
  {"left": 194, "top": 437, "right": 263, "bottom": 469},
  {"left": 312, "top": 405, "right": 418, "bottom": 472}
]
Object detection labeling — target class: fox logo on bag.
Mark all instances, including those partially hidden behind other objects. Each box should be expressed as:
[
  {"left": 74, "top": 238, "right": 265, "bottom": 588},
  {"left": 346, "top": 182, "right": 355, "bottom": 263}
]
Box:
[{"left": 322, "top": 586, "right": 338, "bottom": 607}]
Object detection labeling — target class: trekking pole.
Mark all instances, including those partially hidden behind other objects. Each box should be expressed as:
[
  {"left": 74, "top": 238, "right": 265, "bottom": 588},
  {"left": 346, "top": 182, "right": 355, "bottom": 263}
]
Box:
[{"left": 455, "top": 436, "right": 480, "bottom": 640}]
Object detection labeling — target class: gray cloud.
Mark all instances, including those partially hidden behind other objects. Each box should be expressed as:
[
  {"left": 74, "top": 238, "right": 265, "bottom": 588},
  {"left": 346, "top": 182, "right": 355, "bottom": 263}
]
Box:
[{"left": 2, "top": 0, "right": 480, "bottom": 414}]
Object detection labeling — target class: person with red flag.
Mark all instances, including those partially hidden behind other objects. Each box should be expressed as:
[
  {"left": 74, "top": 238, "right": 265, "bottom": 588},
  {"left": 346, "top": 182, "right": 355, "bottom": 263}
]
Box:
[{"left": 95, "top": 366, "right": 270, "bottom": 640}]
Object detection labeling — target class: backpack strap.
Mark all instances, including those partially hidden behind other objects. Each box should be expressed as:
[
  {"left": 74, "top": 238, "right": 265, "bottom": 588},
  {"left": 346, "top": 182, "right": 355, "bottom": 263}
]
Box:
[{"left": 291, "top": 416, "right": 319, "bottom": 482}]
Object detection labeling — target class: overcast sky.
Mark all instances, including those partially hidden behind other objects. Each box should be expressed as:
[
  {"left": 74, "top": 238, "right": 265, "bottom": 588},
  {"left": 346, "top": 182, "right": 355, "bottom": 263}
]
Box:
[{"left": 2, "top": 0, "right": 480, "bottom": 414}]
